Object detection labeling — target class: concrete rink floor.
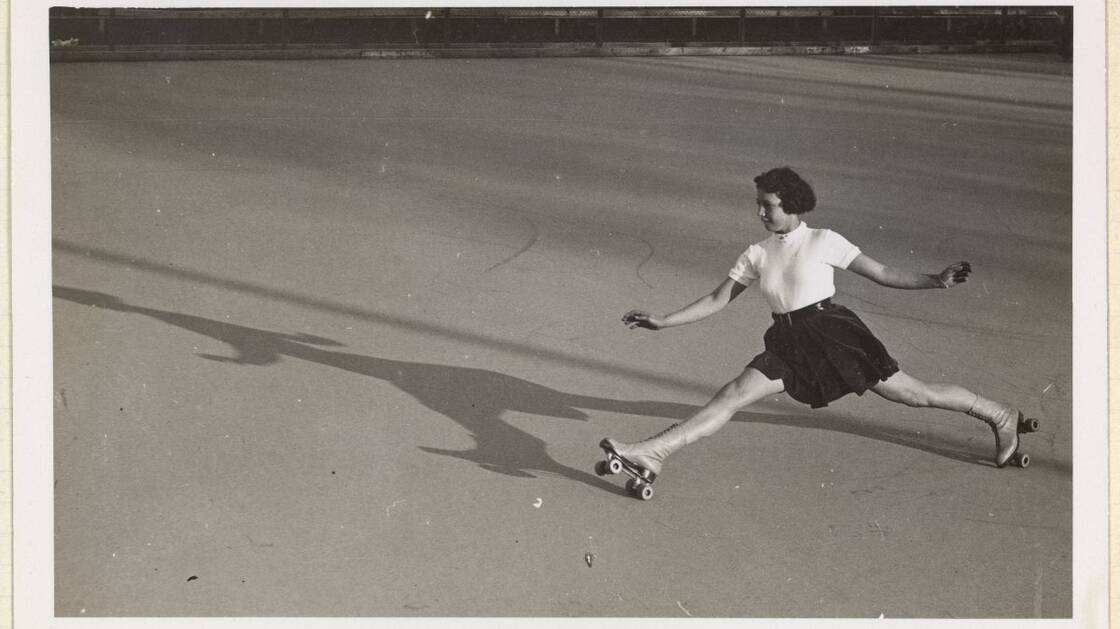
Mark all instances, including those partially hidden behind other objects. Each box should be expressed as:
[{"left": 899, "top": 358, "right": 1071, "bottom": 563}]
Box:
[{"left": 50, "top": 53, "right": 1072, "bottom": 618}]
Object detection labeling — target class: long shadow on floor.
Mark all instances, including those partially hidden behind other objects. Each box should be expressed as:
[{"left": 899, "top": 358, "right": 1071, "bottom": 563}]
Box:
[{"left": 55, "top": 286, "right": 992, "bottom": 495}]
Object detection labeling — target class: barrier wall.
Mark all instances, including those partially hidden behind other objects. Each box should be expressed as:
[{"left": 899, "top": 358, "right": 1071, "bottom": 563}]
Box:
[{"left": 49, "top": 6, "right": 1071, "bottom": 60}]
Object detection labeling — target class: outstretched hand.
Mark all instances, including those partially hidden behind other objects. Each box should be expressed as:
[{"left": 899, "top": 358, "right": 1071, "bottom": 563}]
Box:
[
  {"left": 622, "top": 310, "right": 665, "bottom": 331},
  {"left": 937, "top": 261, "right": 972, "bottom": 288}
]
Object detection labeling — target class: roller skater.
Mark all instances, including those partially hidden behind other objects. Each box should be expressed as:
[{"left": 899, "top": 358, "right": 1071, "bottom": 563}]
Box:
[{"left": 597, "top": 167, "right": 1039, "bottom": 500}]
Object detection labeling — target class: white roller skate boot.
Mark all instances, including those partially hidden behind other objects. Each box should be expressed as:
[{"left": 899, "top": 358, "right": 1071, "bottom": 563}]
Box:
[
  {"left": 967, "top": 396, "right": 1028, "bottom": 468},
  {"left": 598, "top": 423, "right": 688, "bottom": 481}
]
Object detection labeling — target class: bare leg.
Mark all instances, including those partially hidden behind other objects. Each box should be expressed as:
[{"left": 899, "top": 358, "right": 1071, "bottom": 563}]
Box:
[
  {"left": 676, "top": 366, "right": 786, "bottom": 441},
  {"left": 602, "top": 367, "right": 784, "bottom": 476},
  {"left": 870, "top": 370, "right": 1022, "bottom": 466},
  {"left": 868, "top": 370, "right": 977, "bottom": 412}
]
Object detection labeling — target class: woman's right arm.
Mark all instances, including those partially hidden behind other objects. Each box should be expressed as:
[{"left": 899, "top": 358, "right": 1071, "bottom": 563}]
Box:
[{"left": 622, "top": 277, "right": 749, "bottom": 331}]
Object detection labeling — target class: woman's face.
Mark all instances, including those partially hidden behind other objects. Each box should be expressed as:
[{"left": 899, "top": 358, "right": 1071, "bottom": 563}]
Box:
[{"left": 756, "top": 188, "right": 799, "bottom": 234}]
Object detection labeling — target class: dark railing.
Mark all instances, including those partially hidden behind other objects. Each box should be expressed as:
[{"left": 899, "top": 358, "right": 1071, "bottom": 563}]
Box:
[{"left": 49, "top": 6, "right": 1069, "bottom": 54}]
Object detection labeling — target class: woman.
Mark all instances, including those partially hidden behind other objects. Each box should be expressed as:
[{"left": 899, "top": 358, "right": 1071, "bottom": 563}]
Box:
[{"left": 601, "top": 167, "right": 1034, "bottom": 491}]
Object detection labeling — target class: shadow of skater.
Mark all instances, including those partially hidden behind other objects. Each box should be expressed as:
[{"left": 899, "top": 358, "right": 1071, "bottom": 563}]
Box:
[
  {"left": 55, "top": 286, "right": 686, "bottom": 490},
  {"left": 55, "top": 286, "right": 992, "bottom": 487}
]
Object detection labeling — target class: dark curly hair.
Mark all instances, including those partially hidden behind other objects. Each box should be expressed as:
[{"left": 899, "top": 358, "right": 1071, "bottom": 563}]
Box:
[{"left": 752, "top": 167, "right": 816, "bottom": 214}]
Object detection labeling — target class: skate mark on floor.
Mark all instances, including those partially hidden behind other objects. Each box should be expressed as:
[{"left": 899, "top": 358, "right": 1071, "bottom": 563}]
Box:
[
  {"left": 851, "top": 301, "right": 1059, "bottom": 344},
  {"left": 484, "top": 221, "right": 540, "bottom": 273},
  {"left": 833, "top": 288, "right": 889, "bottom": 313},
  {"left": 960, "top": 517, "right": 1065, "bottom": 532},
  {"left": 630, "top": 236, "right": 655, "bottom": 289}
]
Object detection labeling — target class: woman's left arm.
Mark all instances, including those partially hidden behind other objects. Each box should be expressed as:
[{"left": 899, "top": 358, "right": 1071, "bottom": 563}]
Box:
[{"left": 846, "top": 254, "right": 971, "bottom": 290}]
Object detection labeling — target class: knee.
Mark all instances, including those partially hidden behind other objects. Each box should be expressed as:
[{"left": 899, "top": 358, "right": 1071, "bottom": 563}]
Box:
[{"left": 715, "top": 372, "right": 775, "bottom": 411}]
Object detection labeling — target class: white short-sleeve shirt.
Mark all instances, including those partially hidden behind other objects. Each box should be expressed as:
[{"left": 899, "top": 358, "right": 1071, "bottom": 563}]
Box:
[{"left": 728, "top": 222, "right": 861, "bottom": 314}]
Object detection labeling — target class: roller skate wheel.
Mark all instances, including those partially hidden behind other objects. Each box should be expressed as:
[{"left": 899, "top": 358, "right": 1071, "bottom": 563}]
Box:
[
  {"left": 594, "top": 460, "right": 609, "bottom": 476},
  {"left": 627, "top": 478, "right": 654, "bottom": 500},
  {"left": 608, "top": 458, "right": 623, "bottom": 475},
  {"left": 1020, "top": 418, "right": 1040, "bottom": 433},
  {"left": 1014, "top": 452, "right": 1030, "bottom": 468}
]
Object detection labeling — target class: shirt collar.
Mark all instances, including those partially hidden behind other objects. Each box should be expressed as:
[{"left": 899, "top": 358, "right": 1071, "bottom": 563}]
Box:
[{"left": 775, "top": 221, "right": 808, "bottom": 243}]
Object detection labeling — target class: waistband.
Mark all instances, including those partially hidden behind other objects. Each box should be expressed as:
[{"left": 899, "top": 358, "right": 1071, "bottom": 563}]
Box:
[{"left": 771, "top": 298, "right": 832, "bottom": 326}]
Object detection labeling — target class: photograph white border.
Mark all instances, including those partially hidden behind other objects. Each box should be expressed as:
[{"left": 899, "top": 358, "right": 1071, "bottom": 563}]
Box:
[{"left": 11, "top": 0, "right": 1108, "bottom": 627}]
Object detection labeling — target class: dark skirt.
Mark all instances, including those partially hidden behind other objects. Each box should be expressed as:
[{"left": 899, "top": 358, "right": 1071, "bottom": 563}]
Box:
[{"left": 747, "top": 299, "right": 899, "bottom": 408}]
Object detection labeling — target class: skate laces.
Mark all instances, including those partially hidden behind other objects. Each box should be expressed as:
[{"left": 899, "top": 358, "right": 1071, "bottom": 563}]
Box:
[{"left": 640, "top": 423, "right": 680, "bottom": 444}]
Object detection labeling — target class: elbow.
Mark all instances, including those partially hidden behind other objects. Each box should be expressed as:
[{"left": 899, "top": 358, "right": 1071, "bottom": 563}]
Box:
[
  {"left": 695, "top": 297, "right": 726, "bottom": 320},
  {"left": 709, "top": 294, "right": 731, "bottom": 312}
]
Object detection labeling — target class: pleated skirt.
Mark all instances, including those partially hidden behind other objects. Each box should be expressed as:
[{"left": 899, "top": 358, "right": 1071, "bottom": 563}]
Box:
[{"left": 747, "top": 300, "right": 899, "bottom": 408}]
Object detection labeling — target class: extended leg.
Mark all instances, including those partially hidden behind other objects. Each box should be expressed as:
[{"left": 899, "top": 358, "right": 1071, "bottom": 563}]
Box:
[
  {"left": 870, "top": 370, "right": 1023, "bottom": 467},
  {"left": 601, "top": 367, "right": 784, "bottom": 477}
]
